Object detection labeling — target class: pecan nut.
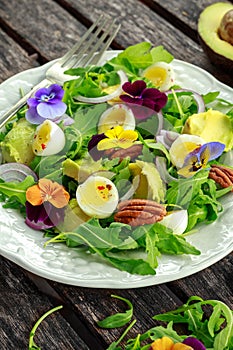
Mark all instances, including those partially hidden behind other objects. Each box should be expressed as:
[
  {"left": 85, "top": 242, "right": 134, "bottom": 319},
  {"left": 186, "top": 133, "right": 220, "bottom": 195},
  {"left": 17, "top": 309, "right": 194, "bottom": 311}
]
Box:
[
  {"left": 114, "top": 199, "right": 166, "bottom": 226},
  {"left": 104, "top": 144, "right": 143, "bottom": 160},
  {"left": 209, "top": 164, "right": 233, "bottom": 190}
]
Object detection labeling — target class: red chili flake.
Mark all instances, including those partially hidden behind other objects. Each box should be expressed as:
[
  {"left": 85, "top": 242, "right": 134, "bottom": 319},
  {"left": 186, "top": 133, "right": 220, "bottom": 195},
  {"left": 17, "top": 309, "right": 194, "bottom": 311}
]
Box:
[
  {"left": 97, "top": 185, "right": 105, "bottom": 191},
  {"left": 106, "top": 184, "right": 112, "bottom": 191},
  {"left": 41, "top": 143, "right": 47, "bottom": 150}
]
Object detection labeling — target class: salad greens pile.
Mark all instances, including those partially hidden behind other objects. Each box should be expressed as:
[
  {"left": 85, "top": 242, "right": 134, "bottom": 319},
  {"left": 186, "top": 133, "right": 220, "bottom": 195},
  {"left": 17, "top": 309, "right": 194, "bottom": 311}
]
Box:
[
  {"left": 28, "top": 295, "right": 233, "bottom": 349},
  {"left": 0, "top": 42, "right": 233, "bottom": 276}
]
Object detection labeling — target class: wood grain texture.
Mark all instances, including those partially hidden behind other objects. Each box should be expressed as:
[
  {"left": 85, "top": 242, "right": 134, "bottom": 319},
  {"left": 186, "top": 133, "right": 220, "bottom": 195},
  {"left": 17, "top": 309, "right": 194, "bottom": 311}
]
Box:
[
  {"left": 0, "top": 257, "right": 89, "bottom": 350},
  {"left": 142, "top": 0, "right": 229, "bottom": 35},
  {"left": 0, "top": 0, "right": 87, "bottom": 62},
  {"left": 0, "top": 30, "right": 38, "bottom": 83}
]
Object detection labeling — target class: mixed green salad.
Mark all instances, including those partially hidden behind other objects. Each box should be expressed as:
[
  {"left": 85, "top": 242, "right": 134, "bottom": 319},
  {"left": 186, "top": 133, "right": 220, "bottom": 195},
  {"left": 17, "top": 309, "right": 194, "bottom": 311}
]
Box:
[{"left": 0, "top": 42, "right": 233, "bottom": 276}]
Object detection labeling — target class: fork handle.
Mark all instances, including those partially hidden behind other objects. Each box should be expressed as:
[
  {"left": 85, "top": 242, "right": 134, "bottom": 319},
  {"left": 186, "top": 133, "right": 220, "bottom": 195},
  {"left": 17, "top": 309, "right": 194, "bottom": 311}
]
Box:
[{"left": 0, "top": 78, "right": 51, "bottom": 129}]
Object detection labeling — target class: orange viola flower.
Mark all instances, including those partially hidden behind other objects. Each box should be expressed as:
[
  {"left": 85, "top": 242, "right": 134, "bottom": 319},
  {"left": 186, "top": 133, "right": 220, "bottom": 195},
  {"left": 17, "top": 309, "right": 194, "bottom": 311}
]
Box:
[
  {"left": 26, "top": 178, "right": 70, "bottom": 208},
  {"left": 150, "top": 337, "right": 193, "bottom": 350}
]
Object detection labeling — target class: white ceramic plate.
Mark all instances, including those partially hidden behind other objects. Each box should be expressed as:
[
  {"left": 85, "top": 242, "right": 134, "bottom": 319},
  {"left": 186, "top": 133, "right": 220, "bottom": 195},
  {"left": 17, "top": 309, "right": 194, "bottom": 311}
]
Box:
[{"left": 0, "top": 52, "right": 233, "bottom": 288}]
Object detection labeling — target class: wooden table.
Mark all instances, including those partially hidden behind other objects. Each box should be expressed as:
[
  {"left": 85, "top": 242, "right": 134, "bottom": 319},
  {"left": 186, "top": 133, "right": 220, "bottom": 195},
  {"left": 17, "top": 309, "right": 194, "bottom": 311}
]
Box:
[{"left": 0, "top": 1, "right": 232, "bottom": 349}]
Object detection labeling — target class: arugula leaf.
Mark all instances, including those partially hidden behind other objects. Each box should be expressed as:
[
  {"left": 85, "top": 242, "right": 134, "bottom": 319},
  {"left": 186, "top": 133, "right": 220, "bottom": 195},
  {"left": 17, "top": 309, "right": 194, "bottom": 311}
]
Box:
[
  {"left": 0, "top": 176, "right": 35, "bottom": 205},
  {"left": 142, "top": 322, "right": 184, "bottom": 343},
  {"left": 166, "top": 171, "right": 224, "bottom": 231},
  {"left": 156, "top": 231, "right": 201, "bottom": 256},
  {"left": 106, "top": 42, "right": 173, "bottom": 77},
  {"left": 150, "top": 45, "right": 174, "bottom": 63},
  {"left": 66, "top": 218, "right": 124, "bottom": 249},
  {"left": 97, "top": 295, "right": 134, "bottom": 328},
  {"left": 145, "top": 225, "right": 159, "bottom": 268},
  {"left": 30, "top": 155, "right": 65, "bottom": 181},
  {"left": 103, "top": 251, "right": 156, "bottom": 275},
  {"left": 72, "top": 103, "right": 107, "bottom": 136}
]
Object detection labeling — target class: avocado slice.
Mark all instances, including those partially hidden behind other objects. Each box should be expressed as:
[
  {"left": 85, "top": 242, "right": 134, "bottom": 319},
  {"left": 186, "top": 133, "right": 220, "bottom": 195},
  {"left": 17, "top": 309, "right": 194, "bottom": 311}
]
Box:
[{"left": 198, "top": 2, "right": 233, "bottom": 71}]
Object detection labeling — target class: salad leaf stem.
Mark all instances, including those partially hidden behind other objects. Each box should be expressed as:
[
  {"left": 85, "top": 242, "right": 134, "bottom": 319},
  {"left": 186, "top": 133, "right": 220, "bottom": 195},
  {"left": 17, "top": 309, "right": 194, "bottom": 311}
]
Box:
[
  {"left": 172, "top": 89, "right": 185, "bottom": 118},
  {"left": 28, "top": 305, "right": 63, "bottom": 350}
]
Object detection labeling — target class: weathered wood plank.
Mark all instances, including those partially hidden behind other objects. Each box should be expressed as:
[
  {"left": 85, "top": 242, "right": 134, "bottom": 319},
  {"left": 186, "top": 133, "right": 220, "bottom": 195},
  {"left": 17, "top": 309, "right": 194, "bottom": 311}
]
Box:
[
  {"left": 145, "top": 0, "right": 230, "bottom": 34},
  {"left": 0, "top": 30, "right": 38, "bottom": 83},
  {"left": 0, "top": 257, "right": 89, "bottom": 350},
  {"left": 0, "top": 0, "right": 88, "bottom": 62}
]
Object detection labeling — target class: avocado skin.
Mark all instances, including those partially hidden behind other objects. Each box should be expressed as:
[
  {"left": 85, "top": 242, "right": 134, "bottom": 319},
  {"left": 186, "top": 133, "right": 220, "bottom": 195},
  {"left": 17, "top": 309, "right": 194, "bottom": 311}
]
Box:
[
  {"left": 198, "top": 2, "right": 233, "bottom": 72},
  {"left": 199, "top": 34, "right": 233, "bottom": 72}
]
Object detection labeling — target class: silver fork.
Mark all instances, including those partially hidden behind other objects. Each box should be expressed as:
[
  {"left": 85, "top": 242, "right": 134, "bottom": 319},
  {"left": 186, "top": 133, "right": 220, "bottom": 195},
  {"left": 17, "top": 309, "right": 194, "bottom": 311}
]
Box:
[{"left": 0, "top": 15, "right": 120, "bottom": 129}]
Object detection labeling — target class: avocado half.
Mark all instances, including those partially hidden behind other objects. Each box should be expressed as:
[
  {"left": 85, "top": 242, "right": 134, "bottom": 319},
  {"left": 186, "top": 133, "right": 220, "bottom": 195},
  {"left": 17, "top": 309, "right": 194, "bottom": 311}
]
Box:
[{"left": 198, "top": 2, "right": 233, "bottom": 71}]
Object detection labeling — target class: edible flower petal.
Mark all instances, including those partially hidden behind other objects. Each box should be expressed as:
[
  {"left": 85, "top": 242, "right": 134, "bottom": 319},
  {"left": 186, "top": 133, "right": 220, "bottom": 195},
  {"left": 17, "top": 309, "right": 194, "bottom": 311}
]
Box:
[
  {"left": 26, "top": 84, "right": 67, "bottom": 124},
  {"left": 182, "top": 337, "right": 206, "bottom": 350},
  {"left": 120, "top": 80, "right": 167, "bottom": 119},
  {"left": 97, "top": 125, "right": 138, "bottom": 151},
  {"left": 25, "top": 201, "right": 66, "bottom": 230},
  {"left": 178, "top": 141, "right": 225, "bottom": 178},
  {"left": 26, "top": 178, "right": 70, "bottom": 208},
  {"left": 150, "top": 336, "right": 193, "bottom": 350},
  {"left": 25, "top": 179, "right": 70, "bottom": 230},
  {"left": 88, "top": 133, "right": 107, "bottom": 160}
]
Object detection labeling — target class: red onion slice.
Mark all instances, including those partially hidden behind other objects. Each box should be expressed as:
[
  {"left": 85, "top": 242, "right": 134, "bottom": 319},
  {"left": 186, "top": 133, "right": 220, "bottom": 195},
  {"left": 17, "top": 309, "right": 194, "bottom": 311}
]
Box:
[
  {"left": 156, "top": 129, "right": 180, "bottom": 149},
  {"left": 155, "top": 156, "right": 177, "bottom": 184},
  {"left": 75, "top": 70, "right": 128, "bottom": 104},
  {"left": 0, "top": 163, "right": 38, "bottom": 182}
]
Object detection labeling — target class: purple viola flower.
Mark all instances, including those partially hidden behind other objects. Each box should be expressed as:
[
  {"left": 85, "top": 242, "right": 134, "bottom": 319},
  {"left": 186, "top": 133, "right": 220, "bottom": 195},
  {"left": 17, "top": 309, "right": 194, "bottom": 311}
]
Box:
[
  {"left": 178, "top": 141, "right": 225, "bottom": 178},
  {"left": 88, "top": 133, "right": 107, "bottom": 160},
  {"left": 120, "top": 80, "right": 167, "bottom": 119},
  {"left": 25, "top": 201, "right": 66, "bottom": 230},
  {"left": 183, "top": 337, "right": 206, "bottom": 349},
  {"left": 26, "top": 84, "right": 67, "bottom": 124}
]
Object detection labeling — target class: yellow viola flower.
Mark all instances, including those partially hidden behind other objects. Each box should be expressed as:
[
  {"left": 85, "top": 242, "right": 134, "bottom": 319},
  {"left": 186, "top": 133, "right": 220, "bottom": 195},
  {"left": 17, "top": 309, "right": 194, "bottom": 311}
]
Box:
[
  {"left": 97, "top": 125, "right": 138, "bottom": 151},
  {"left": 150, "top": 337, "right": 193, "bottom": 350}
]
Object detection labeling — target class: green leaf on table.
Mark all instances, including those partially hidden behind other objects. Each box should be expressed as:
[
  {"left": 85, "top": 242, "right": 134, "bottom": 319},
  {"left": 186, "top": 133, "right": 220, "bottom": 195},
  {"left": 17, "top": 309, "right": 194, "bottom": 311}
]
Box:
[
  {"left": 97, "top": 295, "right": 133, "bottom": 328},
  {"left": 0, "top": 176, "right": 35, "bottom": 205}
]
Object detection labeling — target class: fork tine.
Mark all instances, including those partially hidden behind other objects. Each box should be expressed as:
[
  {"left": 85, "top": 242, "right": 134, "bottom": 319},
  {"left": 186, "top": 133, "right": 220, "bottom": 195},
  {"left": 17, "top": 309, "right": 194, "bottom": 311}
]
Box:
[
  {"left": 70, "top": 18, "right": 120, "bottom": 69},
  {"left": 80, "top": 18, "right": 118, "bottom": 67},
  {"left": 59, "top": 14, "right": 105, "bottom": 67},
  {"left": 62, "top": 16, "right": 110, "bottom": 69},
  {"left": 89, "top": 22, "right": 121, "bottom": 66}
]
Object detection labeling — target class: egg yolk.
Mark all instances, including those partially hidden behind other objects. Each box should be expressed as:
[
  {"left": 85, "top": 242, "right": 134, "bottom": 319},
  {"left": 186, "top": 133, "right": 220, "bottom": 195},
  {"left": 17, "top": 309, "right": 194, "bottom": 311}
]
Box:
[
  {"left": 33, "top": 121, "right": 51, "bottom": 154},
  {"left": 143, "top": 66, "right": 167, "bottom": 87},
  {"left": 96, "top": 182, "right": 113, "bottom": 201}
]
